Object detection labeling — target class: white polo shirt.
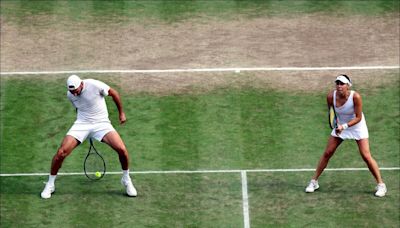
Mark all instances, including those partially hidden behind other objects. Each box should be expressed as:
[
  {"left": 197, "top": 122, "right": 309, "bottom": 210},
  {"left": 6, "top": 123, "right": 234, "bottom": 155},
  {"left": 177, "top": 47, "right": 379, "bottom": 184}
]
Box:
[{"left": 67, "top": 79, "right": 110, "bottom": 123}]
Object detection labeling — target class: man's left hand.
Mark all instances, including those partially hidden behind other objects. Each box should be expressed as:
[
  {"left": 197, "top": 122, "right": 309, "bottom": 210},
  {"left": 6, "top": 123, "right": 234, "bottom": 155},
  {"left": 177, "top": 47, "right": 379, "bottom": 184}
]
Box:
[{"left": 119, "top": 112, "right": 127, "bottom": 125}]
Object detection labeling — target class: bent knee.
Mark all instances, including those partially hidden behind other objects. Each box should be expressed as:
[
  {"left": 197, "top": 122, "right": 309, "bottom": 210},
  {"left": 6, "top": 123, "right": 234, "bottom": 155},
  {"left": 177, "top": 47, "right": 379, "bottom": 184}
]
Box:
[
  {"left": 111, "top": 143, "right": 128, "bottom": 155},
  {"left": 56, "top": 147, "right": 71, "bottom": 159},
  {"left": 116, "top": 146, "right": 128, "bottom": 155}
]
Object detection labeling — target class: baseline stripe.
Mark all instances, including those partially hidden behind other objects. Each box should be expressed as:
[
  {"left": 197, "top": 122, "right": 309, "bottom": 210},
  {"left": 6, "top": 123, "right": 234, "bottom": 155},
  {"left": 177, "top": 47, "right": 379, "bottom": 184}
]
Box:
[
  {"left": 1, "top": 65, "right": 399, "bottom": 75},
  {"left": 0, "top": 167, "right": 399, "bottom": 177}
]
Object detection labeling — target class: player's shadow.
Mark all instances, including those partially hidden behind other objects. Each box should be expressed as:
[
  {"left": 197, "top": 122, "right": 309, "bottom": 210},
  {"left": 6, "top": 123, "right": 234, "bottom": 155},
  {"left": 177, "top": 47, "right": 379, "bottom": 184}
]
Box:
[
  {"left": 0, "top": 176, "right": 132, "bottom": 198},
  {"left": 251, "top": 178, "right": 378, "bottom": 198},
  {"left": 53, "top": 176, "right": 136, "bottom": 198}
]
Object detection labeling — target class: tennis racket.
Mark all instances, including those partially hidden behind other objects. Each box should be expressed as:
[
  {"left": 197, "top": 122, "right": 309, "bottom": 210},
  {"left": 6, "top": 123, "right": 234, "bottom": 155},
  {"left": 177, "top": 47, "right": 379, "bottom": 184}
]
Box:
[
  {"left": 328, "top": 106, "right": 338, "bottom": 129},
  {"left": 84, "top": 138, "right": 106, "bottom": 180}
]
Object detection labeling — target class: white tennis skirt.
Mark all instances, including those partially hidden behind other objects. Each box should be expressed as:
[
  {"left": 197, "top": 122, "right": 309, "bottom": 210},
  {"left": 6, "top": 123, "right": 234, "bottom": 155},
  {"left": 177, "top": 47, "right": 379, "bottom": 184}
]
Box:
[{"left": 331, "top": 118, "right": 369, "bottom": 140}]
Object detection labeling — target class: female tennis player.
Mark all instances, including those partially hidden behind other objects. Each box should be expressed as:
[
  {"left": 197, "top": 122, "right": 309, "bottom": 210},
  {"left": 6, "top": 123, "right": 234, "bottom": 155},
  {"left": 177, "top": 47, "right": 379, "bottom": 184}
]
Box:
[
  {"left": 305, "top": 74, "right": 387, "bottom": 197},
  {"left": 41, "top": 75, "right": 137, "bottom": 199}
]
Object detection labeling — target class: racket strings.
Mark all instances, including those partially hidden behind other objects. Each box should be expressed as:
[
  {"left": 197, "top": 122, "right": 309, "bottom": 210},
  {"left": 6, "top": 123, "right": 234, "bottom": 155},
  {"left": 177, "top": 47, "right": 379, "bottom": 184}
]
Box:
[
  {"left": 85, "top": 150, "right": 105, "bottom": 179},
  {"left": 329, "top": 107, "right": 338, "bottom": 129}
]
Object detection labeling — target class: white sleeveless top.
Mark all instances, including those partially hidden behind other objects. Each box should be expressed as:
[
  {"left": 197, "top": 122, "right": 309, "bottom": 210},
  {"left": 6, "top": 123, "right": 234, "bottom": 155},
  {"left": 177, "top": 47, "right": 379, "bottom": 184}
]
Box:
[{"left": 331, "top": 90, "right": 369, "bottom": 140}]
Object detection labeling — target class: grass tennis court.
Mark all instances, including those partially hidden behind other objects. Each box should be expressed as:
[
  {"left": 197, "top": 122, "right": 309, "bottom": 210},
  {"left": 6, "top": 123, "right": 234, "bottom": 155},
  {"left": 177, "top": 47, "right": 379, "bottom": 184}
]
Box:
[
  {"left": 1, "top": 1, "right": 399, "bottom": 227},
  {"left": 1, "top": 72, "right": 399, "bottom": 227},
  {"left": 1, "top": 171, "right": 399, "bottom": 227}
]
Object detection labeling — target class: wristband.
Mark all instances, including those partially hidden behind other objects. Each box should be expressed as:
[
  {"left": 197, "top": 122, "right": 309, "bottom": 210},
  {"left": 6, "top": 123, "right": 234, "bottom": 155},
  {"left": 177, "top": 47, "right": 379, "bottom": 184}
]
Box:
[{"left": 342, "top": 123, "right": 349, "bottom": 130}]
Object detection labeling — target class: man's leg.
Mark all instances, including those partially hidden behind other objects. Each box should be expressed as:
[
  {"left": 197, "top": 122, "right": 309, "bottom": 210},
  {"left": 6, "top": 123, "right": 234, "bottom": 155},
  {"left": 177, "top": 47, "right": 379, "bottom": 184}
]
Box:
[
  {"left": 101, "top": 131, "right": 129, "bottom": 170},
  {"left": 51, "top": 135, "right": 80, "bottom": 175},
  {"left": 102, "top": 131, "right": 137, "bottom": 197},
  {"left": 41, "top": 136, "right": 79, "bottom": 199}
]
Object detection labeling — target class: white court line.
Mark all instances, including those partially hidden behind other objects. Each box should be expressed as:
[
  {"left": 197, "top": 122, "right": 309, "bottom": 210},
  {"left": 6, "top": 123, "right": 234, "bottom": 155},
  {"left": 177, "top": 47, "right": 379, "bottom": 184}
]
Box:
[
  {"left": 0, "top": 167, "right": 399, "bottom": 177},
  {"left": 241, "top": 171, "right": 250, "bottom": 228},
  {"left": 0, "top": 65, "right": 399, "bottom": 75}
]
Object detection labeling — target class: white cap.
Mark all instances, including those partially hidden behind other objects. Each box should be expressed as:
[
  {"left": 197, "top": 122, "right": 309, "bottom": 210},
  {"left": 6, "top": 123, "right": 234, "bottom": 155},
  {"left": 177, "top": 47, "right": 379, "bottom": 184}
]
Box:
[
  {"left": 67, "top": 75, "right": 82, "bottom": 90},
  {"left": 335, "top": 75, "right": 352, "bottom": 86}
]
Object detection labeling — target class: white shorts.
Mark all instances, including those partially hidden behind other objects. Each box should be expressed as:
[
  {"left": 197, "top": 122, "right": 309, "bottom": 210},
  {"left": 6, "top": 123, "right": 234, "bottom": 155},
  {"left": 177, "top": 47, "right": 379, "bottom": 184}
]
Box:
[{"left": 66, "top": 122, "right": 116, "bottom": 143}]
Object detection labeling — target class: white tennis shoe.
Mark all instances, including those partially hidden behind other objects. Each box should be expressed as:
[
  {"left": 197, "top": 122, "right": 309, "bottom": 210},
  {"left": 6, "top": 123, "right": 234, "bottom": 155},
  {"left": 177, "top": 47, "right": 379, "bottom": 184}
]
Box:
[
  {"left": 41, "top": 182, "right": 55, "bottom": 199},
  {"left": 121, "top": 177, "right": 137, "bottom": 197},
  {"left": 375, "top": 183, "right": 387, "bottom": 197},
  {"left": 305, "top": 179, "right": 319, "bottom": 193}
]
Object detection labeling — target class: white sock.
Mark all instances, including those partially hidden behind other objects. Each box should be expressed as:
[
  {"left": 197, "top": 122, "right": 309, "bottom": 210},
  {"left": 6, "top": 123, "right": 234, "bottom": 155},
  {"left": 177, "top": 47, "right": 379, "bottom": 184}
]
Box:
[
  {"left": 122, "top": 170, "right": 130, "bottom": 179},
  {"left": 48, "top": 175, "right": 57, "bottom": 186}
]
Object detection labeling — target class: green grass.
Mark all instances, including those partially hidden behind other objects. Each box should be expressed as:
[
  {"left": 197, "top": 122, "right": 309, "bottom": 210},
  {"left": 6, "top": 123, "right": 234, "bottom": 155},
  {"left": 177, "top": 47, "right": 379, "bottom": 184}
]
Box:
[
  {"left": 1, "top": 1, "right": 399, "bottom": 226},
  {"left": 1, "top": 174, "right": 244, "bottom": 227},
  {"left": 2, "top": 171, "right": 398, "bottom": 227},
  {"left": 2, "top": 74, "right": 398, "bottom": 173},
  {"left": 0, "top": 74, "right": 399, "bottom": 227},
  {"left": 250, "top": 171, "right": 400, "bottom": 227},
  {"left": 1, "top": 0, "right": 399, "bottom": 25}
]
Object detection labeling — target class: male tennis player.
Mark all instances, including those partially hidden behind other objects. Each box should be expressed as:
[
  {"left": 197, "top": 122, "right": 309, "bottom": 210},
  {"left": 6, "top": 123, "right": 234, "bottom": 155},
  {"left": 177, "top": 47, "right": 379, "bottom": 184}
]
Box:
[
  {"left": 305, "top": 74, "right": 387, "bottom": 197},
  {"left": 41, "top": 75, "right": 137, "bottom": 199}
]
